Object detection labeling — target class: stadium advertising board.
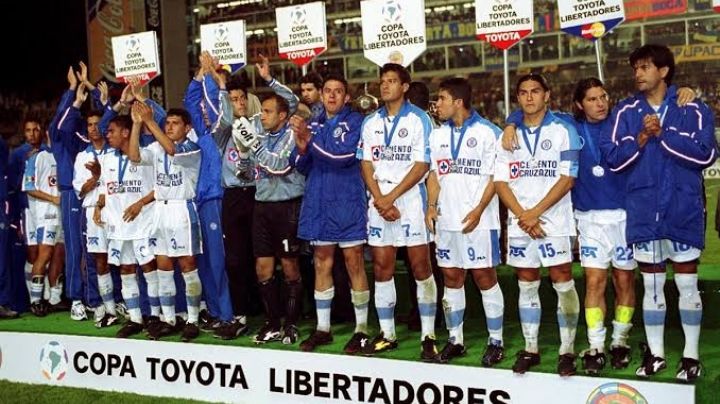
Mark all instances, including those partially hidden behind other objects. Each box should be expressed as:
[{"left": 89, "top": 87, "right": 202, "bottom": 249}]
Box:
[
  {"left": 715, "top": 0, "right": 720, "bottom": 12},
  {"left": 672, "top": 43, "right": 720, "bottom": 62},
  {"left": 704, "top": 161, "right": 720, "bottom": 178},
  {"left": 475, "top": 0, "right": 534, "bottom": 50},
  {"left": 111, "top": 31, "right": 161, "bottom": 85},
  {"left": 200, "top": 20, "right": 247, "bottom": 73},
  {"left": 625, "top": 0, "right": 687, "bottom": 20},
  {"left": 86, "top": 0, "right": 135, "bottom": 83},
  {"left": 361, "top": 0, "right": 426, "bottom": 67},
  {"left": 0, "top": 332, "right": 694, "bottom": 404},
  {"left": 276, "top": 2, "right": 327, "bottom": 67},
  {"left": 557, "top": 0, "right": 625, "bottom": 40}
]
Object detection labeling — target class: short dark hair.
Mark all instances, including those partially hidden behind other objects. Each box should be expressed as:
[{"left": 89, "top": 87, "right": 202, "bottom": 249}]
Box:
[
  {"left": 22, "top": 116, "right": 42, "bottom": 130},
  {"left": 262, "top": 94, "right": 290, "bottom": 116},
  {"left": 227, "top": 76, "right": 248, "bottom": 95},
  {"left": 406, "top": 81, "right": 431, "bottom": 110},
  {"left": 300, "top": 72, "right": 323, "bottom": 90},
  {"left": 573, "top": 77, "right": 605, "bottom": 121},
  {"left": 438, "top": 78, "right": 471, "bottom": 110},
  {"left": 380, "top": 63, "right": 411, "bottom": 85},
  {"left": 109, "top": 115, "right": 132, "bottom": 131},
  {"left": 322, "top": 73, "right": 349, "bottom": 94},
  {"left": 86, "top": 110, "right": 103, "bottom": 120},
  {"left": 516, "top": 73, "right": 550, "bottom": 94},
  {"left": 629, "top": 44, "right": 675, "bottom": 85},
  {"left": 166, "top": 108, "right": 192, "bottom": 126}
]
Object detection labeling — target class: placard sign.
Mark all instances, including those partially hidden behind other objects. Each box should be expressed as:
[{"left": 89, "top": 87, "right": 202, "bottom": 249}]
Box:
[
  {"left": 200, "top": 20, "right": 247, "bottom": 73},
  {"left": 111, "top": 31, "right": 161, "bottom": 85},
  {"left": 276, "top": 2, "right": 327, "bottom": 67},
  {"left": 475, "top": 0, "right": 534, "bottom": 50},
  {"left": 361, "top": 0, "right": 426, "bottom": 67},
  {"left": 558, "top": 0, "right": 625, "bottom": 40}
]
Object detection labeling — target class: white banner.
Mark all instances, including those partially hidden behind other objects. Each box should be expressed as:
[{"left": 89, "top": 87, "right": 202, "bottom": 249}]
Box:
[
  {"left": 200, "top": 20, "right": 247, "bottom": 72},
  {"left": 276, "top": 2, "right": 327, "bottom": 67},
  {"left": 557, "top": 0, "right": 625, "bottom": 40},
  {"left": 361, "top": 0, "right": 426, "bottom": 67},
  {"left": 703, "top": 161, "right": 720, "bottom": 179},
  {"left": 0, "top": 332, "right": 694, "bottom": 404},
  {"left": 475, "top": 0, "right": 534, "bottom": 50},
  {"left": 111, "top": 31, "right": 161, "bottom": 85}
]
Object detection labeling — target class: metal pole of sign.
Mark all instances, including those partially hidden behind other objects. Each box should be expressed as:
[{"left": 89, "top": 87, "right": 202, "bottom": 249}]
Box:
[
  {"left": 302, "top": 64, "right": 308, "bottom": 75},
  {"left": 503, "top": 48, "right": 510, "bottom": 119},
  {"left": 595, "top": 37, "right": 604, "bottom": 83}
]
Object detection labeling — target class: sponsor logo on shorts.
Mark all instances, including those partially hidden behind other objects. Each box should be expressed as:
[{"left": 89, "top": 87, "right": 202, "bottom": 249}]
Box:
[
  {"left": 509, "top": 246, "right": 526, "bottom": 257},
  {"left": 111, "top": 248, "right": 121, "bottom": 260},
  {"left": 369, "top": 226, "right": 382, "bottom": 238},
  {"left": 88, "top": 237, "right": 100, "bottom": 246},
  {"left": 580, "top": 246, "right": 598, "bottom": 258},
  {"left": 436, "top": 248, "right": 450, "bottom": 260}
]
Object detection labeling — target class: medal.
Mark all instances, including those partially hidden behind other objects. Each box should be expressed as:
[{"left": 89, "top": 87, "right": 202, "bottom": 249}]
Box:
[{"left": 592, "top": 165, "right": 605, "bottom": 177}]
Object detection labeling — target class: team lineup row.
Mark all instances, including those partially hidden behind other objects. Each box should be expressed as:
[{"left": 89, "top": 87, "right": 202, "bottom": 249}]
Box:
[{"left": 2, "top": 43, "right": 716, "bottom": 383}]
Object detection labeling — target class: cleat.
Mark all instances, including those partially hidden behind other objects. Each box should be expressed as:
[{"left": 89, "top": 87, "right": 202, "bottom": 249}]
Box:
[
  {"left": 635, "top": 342, "right": 666, "bottom": 377},
  {"left": 300, "top": 330, "right": 333, "bottom": 352},
  {"left": 115, "top": 302, "right": 130, "bottom": 320},
  {"left": 95, "top": 313, "right": 119, "bottom": 328},
  {"left": 675, "top": 357, "right": 702, "bottom": 382},
  {"left": 47, "top": 300, "right": 71, "bottom": 313},
  {"left": 282, "top": 325, "right": 300, "bottom": 345},
  {"left": 253, "top": 322, "right": 282, "bottom": 344},
  {"left": 181, "top": 322, "right": 200, "bottom": 342},
  {"left": 361, "top": 332, "right": 398, "bottom": 356},
  {"left": 435, "top": 341, "right": 466, "bottom": 364},
  {"left": 31, "top": 301, "right": 48, "bottom": 317},
  {"left": 609, "top": 345, "right": 631, "bottom": 369},
  {"left": 93, "top": 305, "right": 106, "bottom": 323},
  {"left": 198, "top": 309, "right": 217, "bottom": 330},
  {"left": 481, "top": 341, "right": 505, "bottom": 367},
  {"left": 116, "top": 321, "right": 144, "bottom": 338},
  {"left": 213, "top": 318, "right": 249, "bottom": 340},
  {"left": 343, "top": 332, "right": 369, "bottom": 355},
  {"left": 557, "top": 353, "right": 577, "bottom": 377},
  {"left": 144, "top": 315, "right": 162, "bottom": 334},
  {"left": 148, "top": 317, "right": 185, "bottom": 340},
  {"left": 581, "top": 349, "right": 606, "bottom": 376},
  {"left": 512, "top": 350, "right": 541, "bottom": 374},
  {"left": 70, "top": 301, "right": 87, "bottom": 321},
  {"left": 0, "top": 305, "right": 19, "bottom": 319},
  {"left": 420, "top": 336, "right": 438, "bottom": 362}
]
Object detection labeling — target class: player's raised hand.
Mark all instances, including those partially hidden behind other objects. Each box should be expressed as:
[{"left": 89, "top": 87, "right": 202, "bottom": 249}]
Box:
[
  {"left": 676, "top": 87, "right": 696, "bottom": 106},
  {"left": 131, "top": 101, "right": 153, "bottom": 124},
  {"left": 97, "top": 81, "right": 109, "bottom": 106},
  {"left": 129, "top": 76, "right": 146, "bottom": 102},
  {"left": 85, "top": 160, "right": 101, "bottom": 178},
  {"left": 74, "top": 83, "right": 88, "bottom": 108},
  {"left": 77, "top": 61, "right": 96, "bottom": 90},
  {"left": 255, "top": 54, "right": 272, "bottom": 82}
]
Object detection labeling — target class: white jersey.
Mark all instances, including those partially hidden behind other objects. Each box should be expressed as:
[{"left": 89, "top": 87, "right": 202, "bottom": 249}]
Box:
[
  {"left": 494, "top": 112, "right": 581, "bottom": 237},
  {"left": 138, "top": 140, "right": 201, "bottom": 201},
  {"left": 73, "top": 144, "right": 115, "bottom": 208},
  {"left": 430, "top": 112, "right": 501, "bottom": 232},
  {"left": 358, "top": 101, "right": 432, "bottom": 185},
  {"left": 22, "top": 150, "right": 60, "bottom": 226},
  {"left": 98, "top": 151, "right": 156, "bottom": 240}
]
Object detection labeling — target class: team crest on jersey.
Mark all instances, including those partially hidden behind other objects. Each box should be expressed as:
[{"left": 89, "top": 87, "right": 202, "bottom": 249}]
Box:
[
  {"left": 333, "top": 127, "right": 343, "bottom": 138},
  {"left": 509, "top": 162, "right": 520, "bottom": 179},
  {"left": 466, "top": 137, "right": 477, "bottom": 148},
  {"left": 48, "top": 176, "right": 57, "bottom": 187},
  {"left": 228, "top": 148, "right": 240, "bottom": 162},
  {"left": 541, "top": 139, "right": 552, "bottom": 150},
  {"left": 371, "top": 146, "right": 383, "bottom": 161},
  {"left": 129, "top": 165, "right": 138, "bottom": 173},
  {"left": 398, "top": 128, "right": 408, "bottom": 138},
  {"left": 437, "top": 159, "right": 451, "bottom": 175}
]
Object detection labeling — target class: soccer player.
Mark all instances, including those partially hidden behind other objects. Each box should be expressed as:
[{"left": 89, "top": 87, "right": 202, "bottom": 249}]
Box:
[
  {"left": 288, "top": 74, "right": 370, "bottom": 354},
  {"left": 600, "top": 44, "right": 717, "bottom": 381},
  {"left": 183, "top": 52, "right": 236, "bottom": 336},
  {"left": 358, "top": 63, "right": 438, "bottom": 360},
  {"left": 425, "top": 78, "right": 505, "bottom": 366},
  {"left": 0, "top": 136, "right": 19, "bottom": 319},
  {"left": 232, "top": 55, "right": 304, "bottom": 345},
  {"left": 494, "top": 74, "right": 581, "bottom": 376},
  {"left": 128, "top": 102, "right": 203, "bottom": 342},
  {"left": 299, "top": 72, "right": 324, "bottom": 120},
  {"left": 94, "top": 115, "right": 157, "bottom": 338}
]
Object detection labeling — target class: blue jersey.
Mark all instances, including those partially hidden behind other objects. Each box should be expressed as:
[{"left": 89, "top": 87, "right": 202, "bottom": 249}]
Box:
[
  {"left": 599, "top": 85, "right": 718, "bottom": 249},
  {"left": 0, "top": 138, "right": 7, "bottom": 201}
]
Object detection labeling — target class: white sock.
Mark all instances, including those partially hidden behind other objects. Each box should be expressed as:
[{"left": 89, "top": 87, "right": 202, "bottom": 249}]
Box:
[
  {"left": 351, "top": 289, "right": 370, "bottom": 334},
  {"left": 480, "top": 282, "right": 504, "bottom": 345},
  {"left": 24, "top": 262, "right": 33, "bottom": 297},
  {"left": 375, "top": 278, "right": 397, "bottom": 340},
  {"left": 43, "top": 275, "right": 50, "bottom": 301},
  {"left": 182, "top": 269, "right": 203, "bottom": 324},
  {"left": 143, "top": 270, "right": 161, "bottom": 317},
  {"left": 675, "top": 273, "right": 702, "bottom": 359},
  {"left": 97, "top": 273, "right": 116, "bottom": 315},
  {"left": 443, "top": 286, "right": 465, "bottom": 345},
  {"left": 315, "top": 287, "right": 334, "bottom": 332},
  {"left": 416, "top": 275, "right": 437, "bottom": 340},
  {"left": 120, "top": 273, "right": 142, "bottom": 323},
  {"left": 49, "top": 284, "right": 63, "bottom": 305},
  {"left": 30, "top": 276, "right": 44, "bottom": 304},
  {"left": 158, "top": 270, "right": 177, "bottom": 325},
  {"left": 518, "top": 280, "right": 541, "bottom": 353},
  {"left": 611, "top": 320, "right": 632, "bottom": 348},
  {"left": 553, "top": 279, "right": 580, "bottom": 355},
  {"left": 642, "top": 271, "right": 666, "bottom": 358}
]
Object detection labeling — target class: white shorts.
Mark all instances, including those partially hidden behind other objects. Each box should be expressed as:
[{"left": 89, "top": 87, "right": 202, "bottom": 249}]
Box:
[
  {"left": 633, "top": 239, "right": 701, "bottom": 264},
  {"left": 367, "top": 184, "right": 430, "bottom": 247},
  {"left": 85, "top": 208, "right": 108, "bottom": 254},
  {"left": 576, "top": 209, "right": 636, "bottom": 271},
  {"left": 435, "top": 229, "right": 500, "bottom": 269},
  {"left": 37, "top": 224, "right": 64, "bottom": 246},
  {"left": 24, "top": 208, "right": 38, "bottom": 246},
  {"left": 108, "top": 238, "right": 154, "bottom": 266},
  {"left": 152, "top": 200, "right": 203, "bottom": 257},
  {"left": 507, "top": 235, "right": 573, "bottom": 268},
  {"left": 311, "top": 240, "right": 366, "bottom": 248}
]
